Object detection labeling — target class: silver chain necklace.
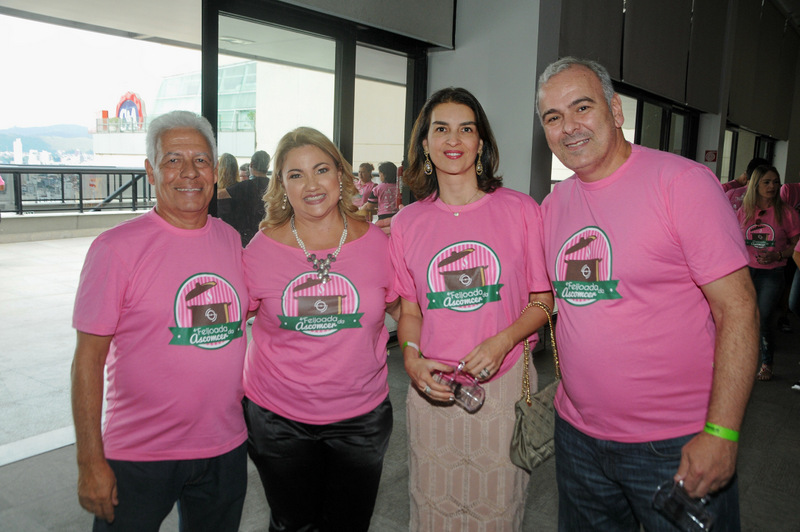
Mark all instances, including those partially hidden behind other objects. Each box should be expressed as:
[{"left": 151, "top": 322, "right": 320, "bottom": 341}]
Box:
[
  {"left": 442, "top": 188, "right": 481, "bottom": 217},
  {"left": 290, "top": 213, "right": 348, "bottom": 284}
]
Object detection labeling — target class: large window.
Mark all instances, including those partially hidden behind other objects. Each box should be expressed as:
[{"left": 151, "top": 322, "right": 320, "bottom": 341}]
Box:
[
  {"left": 353, "top": 45, "right": 407, "bottom": 174},
  {"left": 722, "top": 127, "right": 776, "bottom": 182},
  {"left": 216, "top": 15, "right": 336, "bottom": 169},
  {"left": 211, "top": 1, "right": 428, "bottom": 176},
  {"left": 0, "top": 14, "right": 201, "bottom": 168}
]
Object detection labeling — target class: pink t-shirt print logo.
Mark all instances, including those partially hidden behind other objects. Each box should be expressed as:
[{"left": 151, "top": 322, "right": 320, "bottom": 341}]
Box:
[
  {"left": 425, "top": 241, "right": 503, "bottom": 312},
  {"left": 169, "top": 273, "right": 244, "bottom": 349},
  {"left": 553, "top": 227, "right": 621, "bottom": 307},
  {"left": 744, "top": 222, "right": 775, "bottom": 249},
  {"left": 278, "top": 273, "right": 364, "bottom": 337}
]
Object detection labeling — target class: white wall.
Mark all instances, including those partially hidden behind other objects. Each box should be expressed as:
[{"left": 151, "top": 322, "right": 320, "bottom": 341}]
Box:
[
  {"left": 697, "top": 113, "right": 723, "bottom": 174},
  {"left": 426, "top": 0, "right": 540, "bottom": 195}
]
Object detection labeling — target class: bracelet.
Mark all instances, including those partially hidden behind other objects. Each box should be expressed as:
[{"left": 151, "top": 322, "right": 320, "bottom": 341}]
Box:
[
  {"left": 704, "top": 422, "right": 739, "bottom": 442},
  {"left": 402, "top": 341, "right": 423, "bottom": 358}
]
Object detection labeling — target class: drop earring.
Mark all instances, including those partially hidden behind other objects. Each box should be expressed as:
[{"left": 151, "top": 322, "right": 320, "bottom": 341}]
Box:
[
  {"left": 281, "top": 194, "right": 288, "bottom": 210},
  {"left": 423, "top": 150, "right": 433, "bottom": 176},
  {"left": 338, "top": 180, "right": 343, "bottom": 201},
  {"left": 475, "top": 149, "right": 483, "bottom": 176}
]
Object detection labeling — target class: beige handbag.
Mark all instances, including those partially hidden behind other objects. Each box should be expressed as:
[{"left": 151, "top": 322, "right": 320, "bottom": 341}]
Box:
[{"left": 509, "top": 301, "right": 560, "bottom": 471}]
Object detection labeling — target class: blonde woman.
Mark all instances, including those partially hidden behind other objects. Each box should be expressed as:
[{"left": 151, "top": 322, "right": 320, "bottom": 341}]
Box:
[
  {"left": 737, "top": 165, "right": 800, "bottom": 380},
  {"left": 242, "top": 127, "right": 399, "bottom": 531}
]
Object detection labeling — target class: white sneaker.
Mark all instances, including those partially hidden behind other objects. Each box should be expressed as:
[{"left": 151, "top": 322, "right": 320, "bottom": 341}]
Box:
[{"left": 792, "top": 381, "right": 800, "bottom": 392}]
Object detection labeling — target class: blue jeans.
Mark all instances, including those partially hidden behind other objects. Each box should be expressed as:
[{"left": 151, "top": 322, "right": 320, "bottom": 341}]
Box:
[
  {"left": 555, "top": 413, "right": 740, "bottom": 531},
  {"left": 244, "top": 396, "right": 393, "bottom": 532},
  {"left": 750, "top": 266, "right": 785, "bottom": 365},
  {"left": 94, "top": 441, "right": 248, "bottom": 532}
]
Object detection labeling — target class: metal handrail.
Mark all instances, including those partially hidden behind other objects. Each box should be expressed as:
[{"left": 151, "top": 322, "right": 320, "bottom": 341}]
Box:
[{"left": 0, "top": 165, "right": 152, "bottom": 215}]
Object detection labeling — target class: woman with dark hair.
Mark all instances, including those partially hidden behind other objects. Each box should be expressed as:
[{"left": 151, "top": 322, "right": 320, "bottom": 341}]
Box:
[
  {"left": 737, "top": 165, "right": 800, "bottom": 380},
  {"left": 367, "top": 161, "right": 399, "bottom": 220},
  {"left": 242, "top": 127, "right": 399, "bottom": 531},
  {"left": 389, "top": 87, "right": 552, "bottom": 530}
]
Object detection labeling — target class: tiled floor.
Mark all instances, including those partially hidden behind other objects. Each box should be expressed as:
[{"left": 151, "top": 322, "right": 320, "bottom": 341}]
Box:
[{"left": 0, "top": 237, "right": 798, "bottom": 531}]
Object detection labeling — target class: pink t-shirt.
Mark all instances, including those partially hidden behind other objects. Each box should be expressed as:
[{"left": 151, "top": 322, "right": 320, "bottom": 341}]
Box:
[
  {"left": 369, "top": 182, "right": 399, "bottom": 216},
  {"left": 354, "top": 180, "right": 375, "bottom": 208},
  {"left": 781, "top": 183, "right": 800, "bottom": 210},
  {"left": 243, "top": 223, "right": 396, "bottom": 424},
  {"left": 726, "top": 186, "right": 747, "bottom": 211},
  {"left": 737, "top": 205, "right": 800, "bottom": 269},
  {"left": 721, "top": 179, "right": 743, "bottom": 193},
  {"left": 73, "top": 210, "right": 248, "bottom": 461},
  {"left": 389, "top": 187, "right": 550, "bottom": 379},
  {"left": 541, "top": 145, "right": 749, "bottom": 443}
]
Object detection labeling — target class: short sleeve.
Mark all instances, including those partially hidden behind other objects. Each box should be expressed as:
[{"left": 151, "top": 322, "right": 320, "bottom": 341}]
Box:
[
  {"left": 72, "top": 238, "right": 129, "bottom": 335},
  {"left": 388, "top": 214, "right": 418, "bottom": 303},
  {"left": 521, "top": 198, "right": 550, "bottom": 294},
  {"left": 785, "top": 208, "right": 800, "bottom": 239},
  {"left": 669, "top": 167, "right": 748, "bottom": 286}
]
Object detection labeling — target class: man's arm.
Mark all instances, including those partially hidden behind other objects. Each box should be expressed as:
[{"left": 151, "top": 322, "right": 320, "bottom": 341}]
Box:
[
  {"left": 675, "top": 266, "right": 758, "bottom": 497},
  {"left": 71, "top": 331, "right": 118, "bottom": 522},
  {"left": 721, "top": 176, "right": 746, "bottom": 193}
]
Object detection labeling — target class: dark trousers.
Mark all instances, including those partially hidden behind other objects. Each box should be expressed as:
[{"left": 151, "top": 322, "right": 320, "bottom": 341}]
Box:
[
  {"left": 243, "top": 396, "right": 393, "bottom": 532},
  {"left": 94, "top": 442, "right": 247, "bottom": 532},
  {"left": 750, "top": 266, "right": 785, "bottom": 365},
  {"left": 554, "top": 413, "right": 740, "bottom": 531}
]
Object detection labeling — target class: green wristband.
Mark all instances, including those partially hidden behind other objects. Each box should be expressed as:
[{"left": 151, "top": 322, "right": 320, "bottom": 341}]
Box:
[
  {"left": 402, "top": 341, "right": 424, "bottom": 358},
  {"left": 704, "top": 422, "right": 739, "bottom": 442}
]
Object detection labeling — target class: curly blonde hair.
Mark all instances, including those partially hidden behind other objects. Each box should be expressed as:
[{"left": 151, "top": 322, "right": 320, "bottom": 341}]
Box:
[{"left": 261, "top": 127, "right": 362, "bottom": 229}]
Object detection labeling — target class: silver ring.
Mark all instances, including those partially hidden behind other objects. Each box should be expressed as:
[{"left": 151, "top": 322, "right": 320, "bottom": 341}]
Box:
[
  {"left": 424, "top": 385, "right": 432, "bottom": 395},
  {"left": 479, "top": 368, "right": 490, "bottom": 379}
]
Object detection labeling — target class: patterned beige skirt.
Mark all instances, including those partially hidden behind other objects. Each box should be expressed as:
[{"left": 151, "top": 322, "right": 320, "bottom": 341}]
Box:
[{"left": 407, "top": 352, "right": 532, "bottom": 531}]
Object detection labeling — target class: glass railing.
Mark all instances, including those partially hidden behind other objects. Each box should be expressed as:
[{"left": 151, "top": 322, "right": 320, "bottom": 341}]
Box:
[{"left": 0, "top": 165, "right": 153, "bottom": 215}]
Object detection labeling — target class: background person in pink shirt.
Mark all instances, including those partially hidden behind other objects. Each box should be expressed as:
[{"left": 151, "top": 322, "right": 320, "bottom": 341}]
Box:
[
  {"left": 353, "top": 161, "right": 376, "bottom": 208},
  {"left": 366, "top": 161, "right": 400, "bottom": 220},
  {"left": 725, "top": 157, "right": 770, "bottom": 211},
  {"left": 737, "top": 165, "right": 800, "bottom": 380},
  {"left": 71, "top": 111, "right": 249, "bottom": 531},
  {"left": 537, "top": 57, "right": 758, "bottom": 530}
]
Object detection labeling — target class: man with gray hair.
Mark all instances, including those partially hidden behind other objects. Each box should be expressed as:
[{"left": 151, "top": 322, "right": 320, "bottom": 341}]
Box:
[
  {"left": 71, "top": 110, "right": 248, "bottom": 530},
  {"left": 536, "top": 57, "right": 758, "bottom": 530}
]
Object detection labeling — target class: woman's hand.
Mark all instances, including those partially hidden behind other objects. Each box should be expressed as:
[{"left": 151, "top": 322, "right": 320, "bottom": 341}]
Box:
[
  {"left": 756, "top": 250, "right": 781, "bottom": 265},
  {"left": 459, "top": 332, "right": 513, "bottom": 381},
  {"left": 404, "top": 355, "right": 455, "bottom": 402}
]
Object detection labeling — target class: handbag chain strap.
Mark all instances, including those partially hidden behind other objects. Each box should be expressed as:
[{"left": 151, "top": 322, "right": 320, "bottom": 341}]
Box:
[{"left": 520, "top": 300, "right": 560, "bottom": 405}]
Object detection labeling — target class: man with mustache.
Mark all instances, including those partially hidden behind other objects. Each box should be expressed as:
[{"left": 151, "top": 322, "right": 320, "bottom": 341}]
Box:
[{"left": 71, "top": 110, "right": 248, "bottom": 531}]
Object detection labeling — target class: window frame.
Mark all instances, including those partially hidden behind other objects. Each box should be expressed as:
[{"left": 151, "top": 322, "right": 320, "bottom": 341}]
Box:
[{"left": 201, "top": 0, "right": 430, "bottom": 165}]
